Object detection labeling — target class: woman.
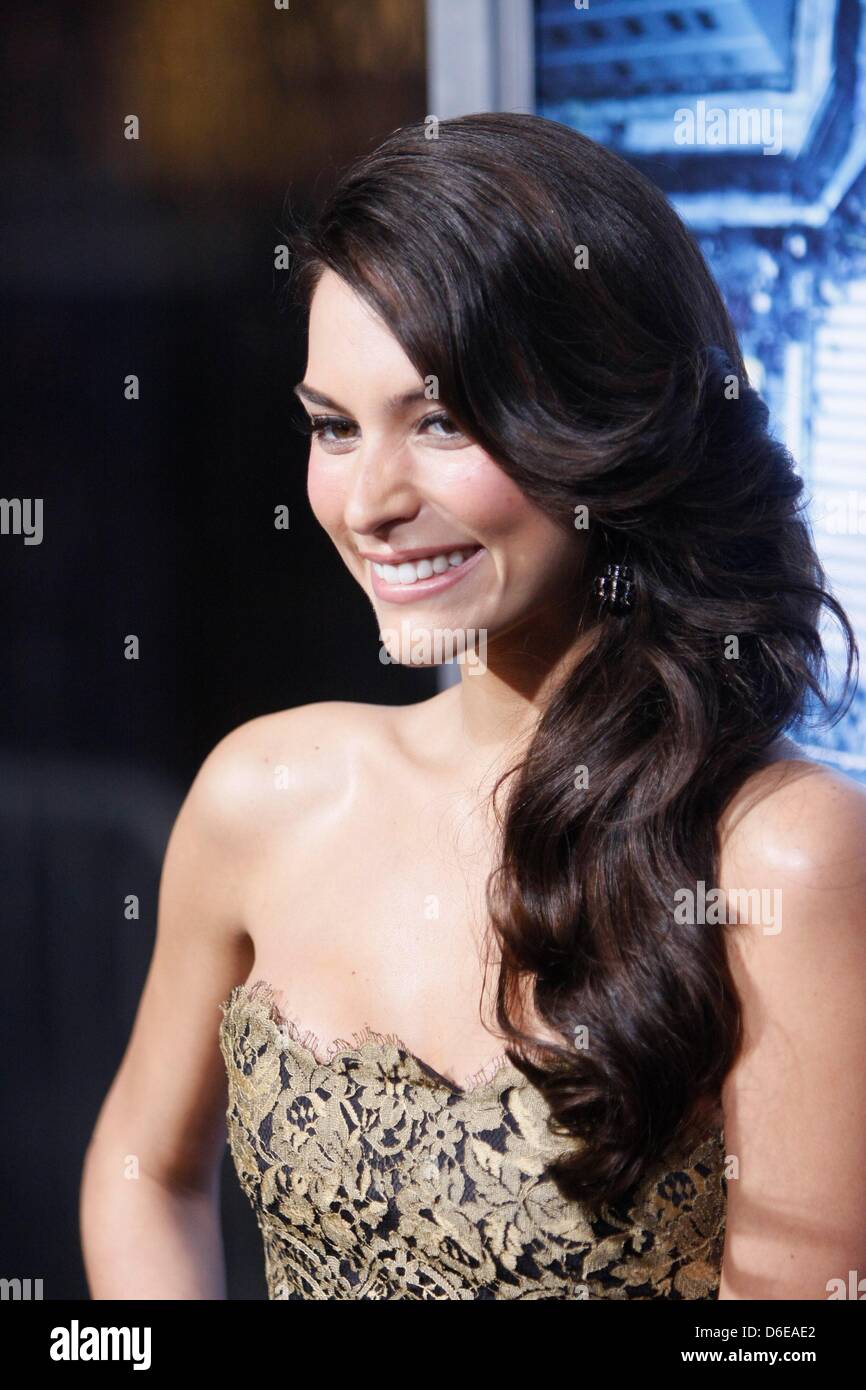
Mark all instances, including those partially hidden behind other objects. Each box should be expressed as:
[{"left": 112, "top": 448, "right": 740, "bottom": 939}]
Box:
[{"left": 81, "top": 113, "right": 866, "bottom": 1301}]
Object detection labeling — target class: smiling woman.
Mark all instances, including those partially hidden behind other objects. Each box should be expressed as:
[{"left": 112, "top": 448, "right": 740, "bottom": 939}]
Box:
[
  {"left": 81, "top": 112, "right": 866, "bottom": 1304},
  {"left": 293, "top": 350, "right": 498, "bottom": 610},
  {"left": 291, "top": 264, "right": 586, "bottom": 664}
]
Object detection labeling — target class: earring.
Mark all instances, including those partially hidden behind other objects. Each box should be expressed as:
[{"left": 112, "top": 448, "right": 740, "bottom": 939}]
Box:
[{"left": 593, "top": 563, "right": 635, "bottom": 614}]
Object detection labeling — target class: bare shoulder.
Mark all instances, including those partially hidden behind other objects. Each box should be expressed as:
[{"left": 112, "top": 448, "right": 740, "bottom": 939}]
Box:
[
  {"left": 186, "top": 699, "right": 407, "bottom": 841},
  {"left": 718, "top": 744, "right": 866, "bottom": 905},
  {"left": 715, "top": 749, "right": 866, "bottom": 1297},
  {"left": 717, "top": 744, "right": 866, "bottom": 969}
]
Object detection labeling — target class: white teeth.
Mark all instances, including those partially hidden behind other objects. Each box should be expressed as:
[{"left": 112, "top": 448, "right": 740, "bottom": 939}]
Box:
[{"left": 372, "top": 547, "right": 480, "bottom": 585}]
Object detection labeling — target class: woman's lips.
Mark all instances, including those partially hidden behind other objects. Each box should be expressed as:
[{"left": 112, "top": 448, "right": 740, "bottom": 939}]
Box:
[{"left": 368, "top": 546, "right": 487, "bottom": 603}]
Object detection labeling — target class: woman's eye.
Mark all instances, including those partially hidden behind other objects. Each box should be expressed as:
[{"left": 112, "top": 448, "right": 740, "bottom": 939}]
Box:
[
  {"left": 301, "top": 409, "right": 467, "bottom": 451},
  {"left": 418, "top": 411, "right": 466, "bottom": 444},
  {"left": 307, "top": 415, "right": 358, "bottom": 448}
]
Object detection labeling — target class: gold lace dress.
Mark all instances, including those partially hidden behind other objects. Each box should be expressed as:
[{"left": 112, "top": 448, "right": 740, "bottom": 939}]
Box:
[{"left": 219, "top": 980, "right": 727, "bottom": 1300}]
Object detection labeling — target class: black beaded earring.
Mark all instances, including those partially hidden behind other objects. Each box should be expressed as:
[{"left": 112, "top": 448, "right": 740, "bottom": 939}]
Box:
[{"left": 593, "top": 562, "right": 635, "bottom": 615}]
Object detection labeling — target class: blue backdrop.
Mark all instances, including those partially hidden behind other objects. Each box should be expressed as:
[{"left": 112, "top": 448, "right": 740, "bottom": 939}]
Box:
[{"left": 536, "top": 0, "right": 866, "bottom": 778}]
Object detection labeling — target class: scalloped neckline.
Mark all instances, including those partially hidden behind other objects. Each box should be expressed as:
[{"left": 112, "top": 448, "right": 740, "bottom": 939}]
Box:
[{"left": 222, "top": 978, "right": 530, "bottom": 1099}]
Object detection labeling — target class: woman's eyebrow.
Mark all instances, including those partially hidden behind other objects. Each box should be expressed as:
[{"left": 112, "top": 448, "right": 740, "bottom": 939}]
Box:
[{"left": 293, "top": 382, "right": 432, "bottom": 413}]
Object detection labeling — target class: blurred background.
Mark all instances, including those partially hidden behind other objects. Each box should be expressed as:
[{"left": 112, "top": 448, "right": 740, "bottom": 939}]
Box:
[{"left": 1, "top": 0, "right": 863, "bottom": 1299}]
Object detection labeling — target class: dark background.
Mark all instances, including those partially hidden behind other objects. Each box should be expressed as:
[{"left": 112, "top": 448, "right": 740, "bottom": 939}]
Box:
[{"left": 0, "top": 0, "right": 431, "bottom": 1299}]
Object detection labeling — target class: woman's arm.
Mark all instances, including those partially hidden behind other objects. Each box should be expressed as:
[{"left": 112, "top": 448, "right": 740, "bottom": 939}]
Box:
[
  {"left": 79, "top": 717, "right": 274, "bottom": 1299},
  {"left": 716, "top": 760, "right": 866, "bottom": 1300}
]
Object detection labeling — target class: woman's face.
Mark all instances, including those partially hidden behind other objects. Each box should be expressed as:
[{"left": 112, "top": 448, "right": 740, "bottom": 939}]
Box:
[{"left": 297, "top": 268, "right": 583, "bottom": 666}]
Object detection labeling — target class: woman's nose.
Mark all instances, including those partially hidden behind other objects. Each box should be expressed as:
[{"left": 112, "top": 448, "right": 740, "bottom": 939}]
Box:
[{"left": 341, "top": 441, "right": 420, "bottom": 534}]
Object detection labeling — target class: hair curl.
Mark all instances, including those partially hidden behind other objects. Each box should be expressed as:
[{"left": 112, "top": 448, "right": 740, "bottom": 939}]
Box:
[{"left": 285, "top": 112, "right": 858, "bottom": 1207}]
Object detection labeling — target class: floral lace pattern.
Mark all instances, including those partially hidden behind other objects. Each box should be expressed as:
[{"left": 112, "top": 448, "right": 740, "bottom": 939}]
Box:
[{"left": 218, "top": 980, "right": 727, "bottom": 1300}]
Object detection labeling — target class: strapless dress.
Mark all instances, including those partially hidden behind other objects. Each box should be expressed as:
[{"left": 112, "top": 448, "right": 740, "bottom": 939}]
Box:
[{"left": 218, "top": 979, "right": 726, "bottom": 1300}]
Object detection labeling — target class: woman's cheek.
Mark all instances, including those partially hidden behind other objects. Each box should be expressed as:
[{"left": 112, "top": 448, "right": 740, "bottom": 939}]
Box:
[
  {"left": 429, "top": 451, "right": 534, "bottom": 535},
  {"left": 306, "top": 457, "right": 346, "bottom": 532}
]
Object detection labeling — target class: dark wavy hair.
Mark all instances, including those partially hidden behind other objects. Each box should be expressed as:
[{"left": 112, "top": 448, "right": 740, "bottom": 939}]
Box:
[{"left": 284, "top": 112, "right": 857, "bottom": 1206}]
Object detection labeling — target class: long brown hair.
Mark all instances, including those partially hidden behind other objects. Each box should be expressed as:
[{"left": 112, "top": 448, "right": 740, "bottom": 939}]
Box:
[{"left": 285, "top": 113, "right": 857, "bottom": 1205}]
